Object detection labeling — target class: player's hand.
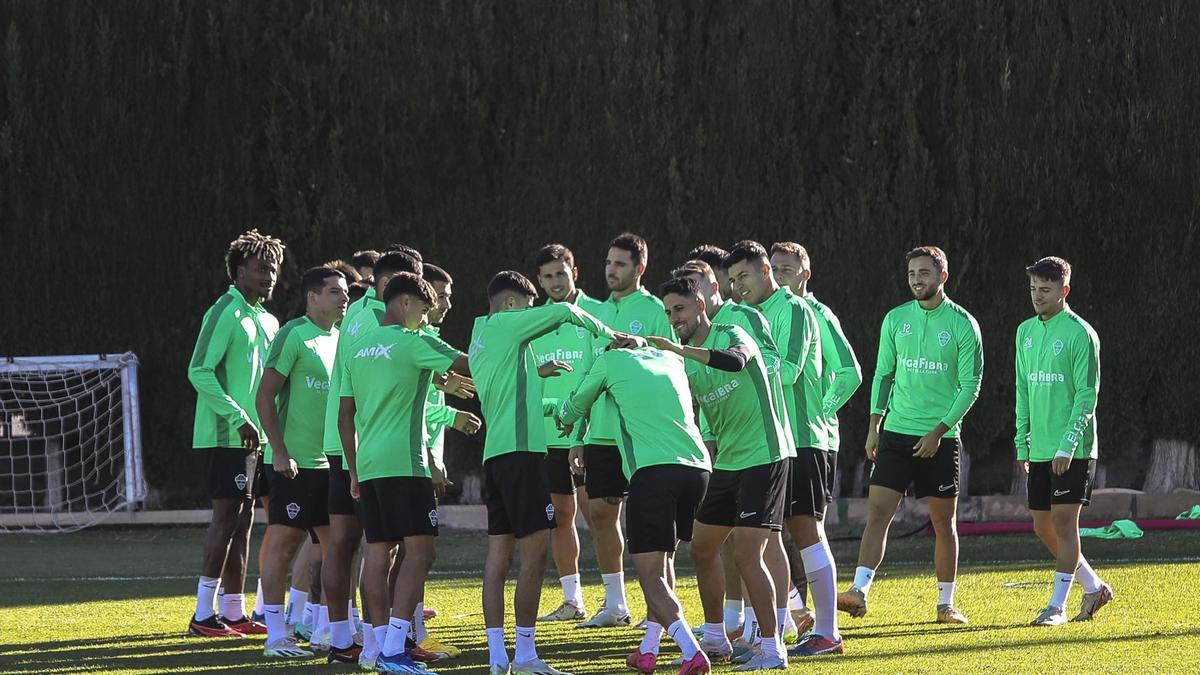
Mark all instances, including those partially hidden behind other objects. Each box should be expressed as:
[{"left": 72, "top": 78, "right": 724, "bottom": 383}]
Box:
[
  {"left": 238, "top": 423, "right": 261, "bottom": 451},
  {"left": 538, "top": 360, "right": 573, "bottom": 378},
  {"left": 349, "top": 474, "right": 360, "bottom": 500},
  {"left": 1022, "top": 461, "right": 1030, "bottom": 474},
  {"left": 609, "top": 333, "right": 648, "bottom": 350},
  {"left": 438, "top": 372, "right": 476, "bottom": 400},
  {"left": 645, "top": 335, "right": 679, "bottom": 353},
  {"left": 568, "top": 446, "right": 585, "bottom": 476},
  {"left": 431, "top": 464, "right": 453, "bottom": 499},
  {"left": 864, "top": 427, "right": 880, "bottom": 461},
  {"left": 912, "top": 430, "right": 942, "bottom": 458},
  {"left": 452, "top": 411, "right": 482, "bottom": 434},
  {"left": 1051, "top": 455, "right": 1072, "bottom": 476},
  {"left": 272, "top": 453, "right": 298, "bottom": 479},
  {"left": 555, "top": 416, "right": 574, "bottom": 439}
]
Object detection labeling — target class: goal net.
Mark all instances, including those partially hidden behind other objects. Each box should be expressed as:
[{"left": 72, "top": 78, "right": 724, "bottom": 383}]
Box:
[{"left": 0, "top": 353, "right": 146, "bottom": 533}]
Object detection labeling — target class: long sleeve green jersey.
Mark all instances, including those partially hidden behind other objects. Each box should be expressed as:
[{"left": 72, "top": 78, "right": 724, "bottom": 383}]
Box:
[
  {"left": 340, "top": 324, "right": 463, "bottom": 480},
  {"left": 755, "top": 287, "right": 824, "bottom": 453},
  {"left": 530, "top": 291, "right": 606, "bottom": 449},
  {"left": 1014, "top": 306, "right": 1100, "bottom": 462},
  {"left": 684, "top": 324, "right": 790, "bottom": 471},
  {"left": 469, "top": 303, "right": 616, "bottom": 462},
  {"left": 263, "top": 316, "right": 337, "bottom": 469},
  {"left": 804, "top": 293, "right": 863, "bottom": 452},
  {"left": 188, "top": 286, "right": 279, "bottom": 449},
  {"left": 322, "top": 289, "right": 386, "bottom": 457},
  {"left": 558, "top": 347, "right": 711, "bottom": 479},
  {"left": 584, "top": 287, "right": 676, "bottom": 445},
  {"left": 706, "top": 301, "right": 794, "bottom": 449},
  {"left": 870, "top": 297, "right": 983, "bottom": 439}
]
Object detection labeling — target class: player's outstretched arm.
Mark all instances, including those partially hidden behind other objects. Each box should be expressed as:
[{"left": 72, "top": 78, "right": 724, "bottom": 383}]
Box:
[{"left": 557, "top": 356, "right": 610, "bottom": 428}]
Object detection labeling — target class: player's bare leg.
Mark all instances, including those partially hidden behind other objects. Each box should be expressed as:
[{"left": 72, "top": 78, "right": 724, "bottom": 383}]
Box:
[
  {"left": 839, "top": 485, "right": 903, "bottom": 617},
  {"left": 928, "top": 496, "right": 966, "bottom": 623}
]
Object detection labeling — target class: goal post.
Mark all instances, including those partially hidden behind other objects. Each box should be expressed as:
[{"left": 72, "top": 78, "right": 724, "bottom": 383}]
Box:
[{"left": 0, "top": 352, "right": 147, "bottom": 533}]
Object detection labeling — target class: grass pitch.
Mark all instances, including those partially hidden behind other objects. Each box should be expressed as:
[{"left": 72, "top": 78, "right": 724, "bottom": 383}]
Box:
[{"left": 1, "top": 524, "right": 1198, "bottom": 674}]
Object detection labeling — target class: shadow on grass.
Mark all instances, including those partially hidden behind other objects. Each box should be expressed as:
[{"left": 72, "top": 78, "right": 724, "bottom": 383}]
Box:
[{"left": 832, "top": 626, "right": 1200, "bottom": 662}]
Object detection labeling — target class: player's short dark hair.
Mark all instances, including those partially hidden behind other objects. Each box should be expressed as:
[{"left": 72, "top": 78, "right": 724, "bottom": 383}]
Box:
[
  {"left": 383, "top": 272, "right": 436, "bottom": 306},
  {"left": 672, "top": 260, "right": 715, "bottom": 283},
  {"left": 374, "top": 251, "right": 422, "bottom": 280},
  {"left": 1026, "top": 256, "right": 1072, "bottom": 284},
  {"left": 658, "top": 275, "right": 702, "bottom": 300},
  {"left": 906, "top": 246, "right": 948, "bottom": 273},
  {"left": 724, "top": 240, "right": 770, "bottom": 270},
  {"left": 533, "top": 243, "right": 576, "bottom": 271},
  {"left": 324, "top": 259, "right": 362, "bottom": 283},
  {"left": 382, "top": 243, "right": 423, "bottom": 263},
  {"left": 301, "top": 266, "right": 345, "bottom": 298},
  {"left": 423, "top": 263, "right": 453, "bottom": 285},
  {"left": 687, "top": 244, "right": 728, "bottom": 271},
  {"left": 609, "top": 232, "right": 649, "bottom": 267},
  {"left": 225, "top": 229, "right": 285, "bottom": 280},
  {"left": 487, "top": 270, "right": 538, "bottom": 301},
  {"left": 351, "top": 250, "right": 380, "bottom": 269},
  {"left": 770, "top": 242, "right": 810, "bottom": 268},
  {"left": 347, "top": 280, "right": 369, "bottom": 303}
]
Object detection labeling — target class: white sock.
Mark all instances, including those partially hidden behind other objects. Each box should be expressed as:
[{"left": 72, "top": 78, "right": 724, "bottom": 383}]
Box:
[
  {"left": 314, "top": 604, "right": 329, "bottom": 638},
  {"left": 937, "top": 581, "right": 956, "bottom": 606},
  {"left": 514, "top": 625, "right": 537, "bottom": 663},
  {"left": 412, "top": 602, "right": 428, "bottom": 643},
  {"left": 788, "top": 585, "right": 806, "bottom": 611},
  {"left": 302, "top": 601, "right": 315, "bottom": 626},
  {"left": 776, "top": 607, "right": 789, "bottom": 636},
  {"left": 1075, "top": 558, "right": 1103, "bottom": 593},
  {"left": 759, "top": 630, "right": 785, "bottom": 659},
  {"left": 853, "top": 566, "right": 876, "bottom": 595},
  {"left": 601, "top": 572, "right": 628, "bottom": 614},
  {"left": 330, "top": 619, "right": 353, "bottom": 650},
  {"left": 723, "top": 599, "right": 744, "bottom": 632},
  {"left": 702, "top": 622, "right": 727, "bottom": 646},
  {"left": 351, "top": 605, "right": 361, "bottom": 624},
  {"left": 194, "top": 576, "right": 219, "bottom": 621},
  {"left": 639, "top": 621, "right": 663, "bottom": 655},
  {"left": 221, "top": 593, "right": 246, "bottom": 622},
  {"left": 744, "top": 607, "right": 760, "bottom": 645},
  {"left": 669, "top": 619, "right": 701, "bottom": 659},
  {"left": 372, "top": 625, "right": 388, "bottom": 653},
  {"left": 486, "top": 626, "right": 509, "bottom": 667},
  {"left": 381, "top": 617, "right": 411, "bottom": 658},
  {"left": 1050, "top": 572, "right": 1074, "bottom": 609},
  {"left": 361, "top": 622, "right": 378, "bottom": 656},
  {"left": 286, "top": 588, "right": 308, "bottom": 625},
  {"left": 801, "top": 540, "right": 839, "bottom": 640},
  {"left": 561, "top": 573, "right": 583, "bottom": 607},
  {"left": 254, "top": 579, "right": 264, "bottom": 615},
  {"left": 263, "top": 603, "right": 287, "bottom": 643}
]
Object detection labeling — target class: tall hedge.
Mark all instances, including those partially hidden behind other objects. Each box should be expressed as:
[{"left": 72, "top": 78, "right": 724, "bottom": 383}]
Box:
[{"left": 3, "top": 1, "right": 1196, "bottom": 505}]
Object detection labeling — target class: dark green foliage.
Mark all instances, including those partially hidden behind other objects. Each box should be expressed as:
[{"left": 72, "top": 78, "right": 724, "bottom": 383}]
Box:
[{"left": 2, "top": 1, "right": 1196, "bottom": 504}]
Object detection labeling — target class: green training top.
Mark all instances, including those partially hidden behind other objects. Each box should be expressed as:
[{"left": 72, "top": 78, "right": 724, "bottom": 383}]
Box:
[
  {"left": 263, "top": 316, "right": 337, "bottom": 469},
  {"left": 188, "top": 285, "right": 279, "bottom": 449},
  {"left": 707, "top": 301, "right": 793, "bottom": 447},
  {"left": 1015, "top": 306, "right": 1100, "bottom": 462},
  {"left": 530, "top": 291, "right": 605, "bottom": 449},
  {"left": 469, "top": 303, "right": 617, "bottom": 462},
  {"left": 870, "top": 297, "right": 984, "bottom": 439},
  {"left": 585, "top": 287, "right": 675, "bottom": 445},
  {"left": 340, "top": 324, "right": 463, "bottom": 480},
  {"left": 684, "top": 324, "right": 789, "bottom": 471},
  {"left": 422, "top": 325, "right": 458, "bottom": 471},
  {"left": 558, "top": 347, "right": 711, "bottom": 479},
  {"left": 755, "top": 287, "right": 823, "bottom": 453},
  {"left": 804, "top": 293, "right": 863, "bottom": 452},
  {"left": 323, "top": 289, "right": 386, "bottom": 456}
]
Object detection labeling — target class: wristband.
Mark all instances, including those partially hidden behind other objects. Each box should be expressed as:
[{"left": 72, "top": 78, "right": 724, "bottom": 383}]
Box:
[{"left": 1053, "top": 449, "right": 1073, "bottom": 460}]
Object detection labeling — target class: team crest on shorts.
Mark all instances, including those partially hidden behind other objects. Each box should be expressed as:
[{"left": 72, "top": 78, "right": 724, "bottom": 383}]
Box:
[
  {"left": 428, "top": 509, "right": 438, "bottom": 527},
  {"left": 545, "top": 504, "right": 556, "bottom": 521},
  {"left": 286, "top": 502, "right": 300, "bottom": 519},
  {"left": 1053, "top": 339, "right": 1064, "bottom": 355},
  {"left": 234, "top": 473, "right": 248, "bottom": 490},
  {"left": 938, "top": 330, "right": 952, "bottom": 347}
]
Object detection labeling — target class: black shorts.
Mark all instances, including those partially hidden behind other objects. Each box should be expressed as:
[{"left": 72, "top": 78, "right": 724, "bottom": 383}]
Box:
[
  {"left": 544, "top": 448, "right": 585, "bottom": 495},
  {"left": 484, "top": 452, "right": 557, "bottom": 538},
  {"left": 786, "top": 449, "right": 836, "bottom": 519},
  {"left": 695, "top": 461, "right": 787, "bottom": 531},
  {"left": 357, "top": 476, "right": 439, "bottom": 544},
  {"left": 626, "top": 465, "right": 710, "bottom": 554},
  {"left": 256, "top": 454, "right": 270, "bottom": 499},
  {"left": 870, "top": 430, "right": 961, "bottom": 499},
  {"left": 267, "top": 468, "right": 331, "bottom": 531},
  {"left": 583, "top": 444, "right": 628, "bottom": 499},
  {"left": 1027, "top": 459, "right": 1096, "bottom": 511},
  {"left": 326, "top": 454, "right": 360, "bottom": 517},
  {"left": 202, "top": 447, "right": 259, "bottom": 500}
]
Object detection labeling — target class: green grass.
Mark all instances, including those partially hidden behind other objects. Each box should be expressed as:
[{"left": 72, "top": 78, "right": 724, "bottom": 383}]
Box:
[{"left": 2, "top": 525, "right": 1199, "bottom": 673}]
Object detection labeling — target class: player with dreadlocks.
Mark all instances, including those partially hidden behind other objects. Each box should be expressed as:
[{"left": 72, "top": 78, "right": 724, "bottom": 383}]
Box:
[{"left": 187, "top": 229, "right": 286, "bottom": 637}]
